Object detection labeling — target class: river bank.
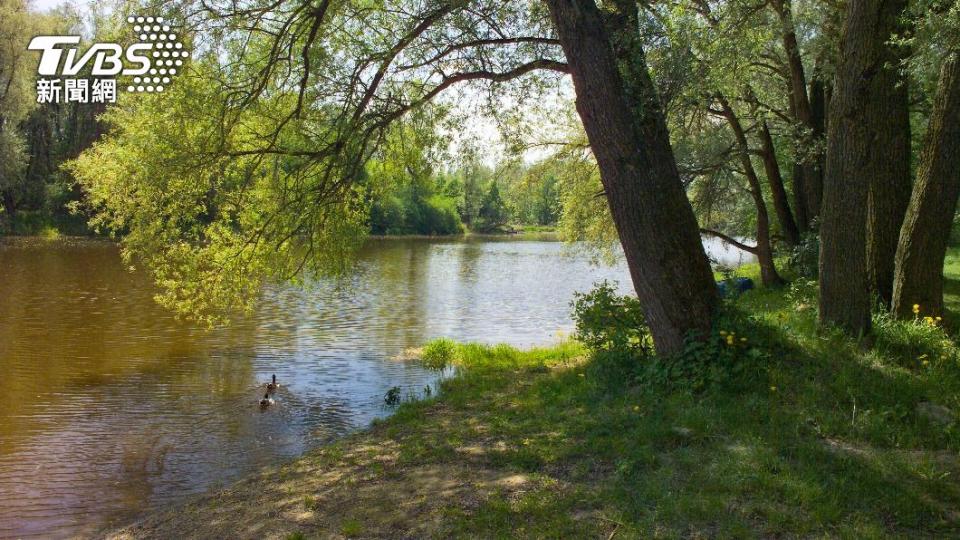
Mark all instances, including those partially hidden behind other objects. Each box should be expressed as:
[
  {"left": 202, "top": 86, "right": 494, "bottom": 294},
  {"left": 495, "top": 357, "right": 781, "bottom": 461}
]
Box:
[
  {"left": 105, "top": 254, "right": 960, "bottom": 539},
  {"left": 0, "top": 237, "right": 632, "bottom": 537}
]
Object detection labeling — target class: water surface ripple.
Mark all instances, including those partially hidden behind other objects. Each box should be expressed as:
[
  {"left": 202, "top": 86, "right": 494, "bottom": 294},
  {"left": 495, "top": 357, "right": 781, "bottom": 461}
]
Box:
[{"left": 0, "top": 236, "right": 751, "bottom": 538}]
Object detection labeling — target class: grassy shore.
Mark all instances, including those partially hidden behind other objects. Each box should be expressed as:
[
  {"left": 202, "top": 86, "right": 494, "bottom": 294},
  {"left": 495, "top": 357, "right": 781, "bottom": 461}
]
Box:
[{"left": 109, "top": 254, "right": 960, "bottom": 539}]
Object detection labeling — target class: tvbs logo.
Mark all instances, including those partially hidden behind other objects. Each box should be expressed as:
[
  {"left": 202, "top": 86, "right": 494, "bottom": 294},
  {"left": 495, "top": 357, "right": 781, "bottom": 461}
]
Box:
[{"left": 28, "top": 16, "right": 190, "bottom": 103}]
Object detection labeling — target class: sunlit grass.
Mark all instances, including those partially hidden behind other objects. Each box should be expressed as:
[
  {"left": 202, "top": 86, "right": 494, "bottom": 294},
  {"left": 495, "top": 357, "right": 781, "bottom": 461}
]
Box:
[{"left": 374, "top": 251, "right": 960, "bottom": 537}]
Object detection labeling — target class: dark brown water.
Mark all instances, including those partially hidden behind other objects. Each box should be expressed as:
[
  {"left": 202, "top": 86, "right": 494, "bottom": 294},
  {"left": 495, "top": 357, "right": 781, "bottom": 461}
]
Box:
[{"left": 0, "top": 236, "right": 751, "bottom": 538}]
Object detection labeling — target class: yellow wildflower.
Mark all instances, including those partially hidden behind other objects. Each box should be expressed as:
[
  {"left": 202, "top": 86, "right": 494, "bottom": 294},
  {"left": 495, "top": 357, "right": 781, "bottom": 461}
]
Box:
[
  {"left": 726, "top": 335, "right": 734, "bottom": 346},
  {"left": 633, "top": 406, "right": 640, "bottom": 412},
  {"left": 740, "top": 337, "right": 747, "bottom": 343},
  {"left": 913, "top": 304, "right": 921, "bottom": 314},
  {"left": 720, "top": 330, "right": 728, "bottom": 336},
  {"left": 770, "top": 386, "right": 777, "bottom": 392}
]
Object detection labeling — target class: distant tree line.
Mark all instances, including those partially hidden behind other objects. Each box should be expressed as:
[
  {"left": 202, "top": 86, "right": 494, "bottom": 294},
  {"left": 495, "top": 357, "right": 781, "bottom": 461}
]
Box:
[
  {"left": 0, "top": 2, "right": 101, "bottom": 235},
  {"left": 366, "top": 140, "right": 562, "bottom": 236}
]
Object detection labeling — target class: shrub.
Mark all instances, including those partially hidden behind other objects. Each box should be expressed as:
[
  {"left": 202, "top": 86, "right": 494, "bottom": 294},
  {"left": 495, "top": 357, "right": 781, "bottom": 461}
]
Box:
[
  {"left": 571, "top": 281, "right": 652, "bottom": 355},
  {"left": 421, "top": 337, "right": 458, "bottom": 369},
  {"left": 418, "top": 195, "right": 464, "bottom": 235},
  {"left": 788, "top": 231, "right": 820, "bottom": 278},
  {"left": 369, "top": 195, "right": 407, "bottom": 235},
  {"left": 666, "top": 323, "right": 768, "bottom": 392}
]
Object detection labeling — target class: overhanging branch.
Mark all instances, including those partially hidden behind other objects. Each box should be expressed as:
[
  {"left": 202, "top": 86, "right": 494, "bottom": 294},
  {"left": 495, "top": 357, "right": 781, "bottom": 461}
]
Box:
[{"left": 699, "top": 228, "right": 759, "bottom": 254}]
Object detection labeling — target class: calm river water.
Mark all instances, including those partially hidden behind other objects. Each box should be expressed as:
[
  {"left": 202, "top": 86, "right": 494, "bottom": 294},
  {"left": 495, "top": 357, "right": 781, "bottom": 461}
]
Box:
[{"left": 0, "top": 236, "right": 752, "bottom": 538}]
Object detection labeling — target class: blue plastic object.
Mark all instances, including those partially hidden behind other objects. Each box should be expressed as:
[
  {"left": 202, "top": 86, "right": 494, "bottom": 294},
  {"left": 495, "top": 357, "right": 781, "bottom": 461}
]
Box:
[{"left": 716, "top": 277, "right": 755, "bottom": 298}]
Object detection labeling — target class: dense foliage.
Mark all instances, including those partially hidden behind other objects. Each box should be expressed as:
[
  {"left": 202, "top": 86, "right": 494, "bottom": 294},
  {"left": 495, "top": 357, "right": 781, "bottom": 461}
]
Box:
[
  {"left": 0, "top": 2, "right": 96, "bottom": 234},
  {"left": 3, "top": 0, "right": 957, "bottom": 351}
]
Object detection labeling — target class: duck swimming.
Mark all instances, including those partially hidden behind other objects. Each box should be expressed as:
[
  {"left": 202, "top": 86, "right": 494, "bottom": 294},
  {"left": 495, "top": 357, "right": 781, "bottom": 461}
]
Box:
[
  {"left": 266, "top": 374, "right": 280, "bottom": 392},
  {"left": 259, "top": 393, "right": 275, "bottom": 407}
]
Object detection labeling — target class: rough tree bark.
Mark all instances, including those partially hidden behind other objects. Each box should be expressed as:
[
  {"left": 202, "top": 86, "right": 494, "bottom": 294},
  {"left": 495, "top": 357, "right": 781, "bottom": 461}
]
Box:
[
  {"left": 771, "top": 0, "right": 823, "bottom": 228},
  {"left": 809, "top": 73, "right": 827, "bottom": 149},
  {"left": 544, "top": 0, "right": 717, "bottom": 354},
  {"left": 786, "top": 85, "right": 810, "bottom": 232},
  {"left": 717, "top": 97, "right": 784, "bottom": 287},
  {"left": 891, "top": 53, "right": 960, "bottom": 318},
  {"left": 759, "top": 120, "right": 801, "bottom": 246},
  {"left": 1, "top": 188, "right": 14, "bottom": 221},
  {"left": 865, "top": 7, "right": 912, "bottom": 309},
  {"left": 819, "top": 0, "right": 907, "bottom": 334}
]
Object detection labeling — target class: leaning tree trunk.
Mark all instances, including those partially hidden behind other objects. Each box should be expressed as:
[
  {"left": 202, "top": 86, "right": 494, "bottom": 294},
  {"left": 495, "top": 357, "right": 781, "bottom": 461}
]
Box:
[
  {"left": 891, "top": 53, "right": 960, "bottom": 319},
  {"left": 865, "top": 8, "right": 912, "bottom": 309},
  {"left": 819, "top": 0, "right": 906, "bottom": 334},
  {"left": 717, "top": 97, "right": 784, "bottom": 287},
  {"left": 759, "top": 121, "right": 801, "bottom": 246},
  {"left": 772, "top": 0, "right": 823, "bottom": 228},
  {"left": 544, "top": 0, "right": 717, "bottom": 354}
]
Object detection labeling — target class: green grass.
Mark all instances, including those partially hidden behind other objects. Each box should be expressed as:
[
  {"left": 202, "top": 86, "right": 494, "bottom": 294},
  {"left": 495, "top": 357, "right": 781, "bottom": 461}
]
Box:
[
  {"left": 368, "top": 253, "right": 960, "bottom": 537},
  {"left": 125, "top": 249, "right": 960, "bottom": 538},
  {"left": 340, "top": 518, "right": 364, "bottom": 537}
]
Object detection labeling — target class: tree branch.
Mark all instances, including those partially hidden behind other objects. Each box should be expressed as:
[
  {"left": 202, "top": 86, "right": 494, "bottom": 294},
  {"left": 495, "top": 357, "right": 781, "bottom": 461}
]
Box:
[
  {"left": 699, "top": 228, "right": 759, "bottom": 254},
  {"left": 398, "top": 37, "right": 561, "bottom": 71}
]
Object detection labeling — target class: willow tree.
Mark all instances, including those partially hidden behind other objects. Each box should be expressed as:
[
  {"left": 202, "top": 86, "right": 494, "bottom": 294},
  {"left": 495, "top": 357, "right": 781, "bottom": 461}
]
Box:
[
  {"left": 545, "top": 0, "right": 717, "bottom": 352},
  {"left": 865, "top": 4, "right": 912, "bottom": 309},
  {"left": 891, "top": 53, "right": 960, "bottom": 318},
  {"left": 819, "top": 0, "right": 908, "bottom": 334},
  {"left": 891, "top": 4, "right": 960, "bottom": 319},
  {"left": 75, "top": 0, "right": 717, "bottom": 354},
  {"left": 655, "top": 0, "right": 804, "bottom": 285}
]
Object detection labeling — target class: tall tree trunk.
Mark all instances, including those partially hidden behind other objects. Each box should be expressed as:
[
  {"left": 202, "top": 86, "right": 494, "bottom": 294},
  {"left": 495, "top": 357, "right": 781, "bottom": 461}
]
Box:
[
  {"left": 544, "top": 0, "right": 717, "bottom": 354},
  {"left": 807, "top": 73, "right": 827, "bottom": 226},
  {"left": 891, "top": 53, "right": 960, "bottom": 318},
  {"left": 772, "top": 0, "right": 823, "bottom": 227},
  {"left": 786, "top": 80, "right": 810, "bottom": 232},
  {"left": 1, "top": 188, "right": 15, "bottom": 229},
  {"left": 809, "top": 72, "right": 827, "bottom": 149},
  {"left": 759, "top": 121, "right": 801, "bottom": 246},
  {"left": 865, "top": 12, "right": 912, "bottom": 309},
  {"left": 819, "top": 0, "right": 907, "bottom": 334},
  {"left": 717, "top": 97, "right": 784, "bottom": 287},
  {"left": 791, "top": 164, "right": 809, "bottom": 232}
]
